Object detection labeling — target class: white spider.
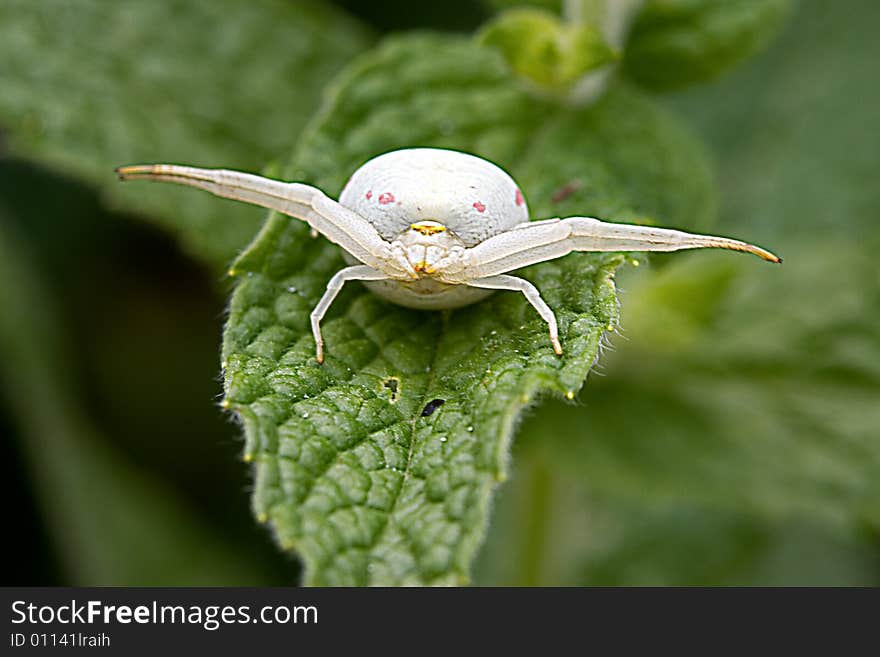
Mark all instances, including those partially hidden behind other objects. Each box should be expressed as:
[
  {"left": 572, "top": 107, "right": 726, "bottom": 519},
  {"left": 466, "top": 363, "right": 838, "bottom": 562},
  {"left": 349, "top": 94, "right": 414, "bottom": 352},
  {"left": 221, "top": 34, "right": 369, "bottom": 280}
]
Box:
[{"left": 117, "top": 148, "right": 779, "bottom": 363}]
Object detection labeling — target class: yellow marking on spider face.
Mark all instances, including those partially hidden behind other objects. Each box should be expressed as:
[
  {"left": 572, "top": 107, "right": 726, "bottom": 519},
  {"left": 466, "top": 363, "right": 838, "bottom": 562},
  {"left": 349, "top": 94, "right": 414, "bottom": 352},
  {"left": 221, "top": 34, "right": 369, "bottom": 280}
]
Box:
[
  {"left": 411, "top": 222, "right": 446, "bottom": 236},
  {"left": 413, "top": 261, "right": 436, "bottom": 274}
]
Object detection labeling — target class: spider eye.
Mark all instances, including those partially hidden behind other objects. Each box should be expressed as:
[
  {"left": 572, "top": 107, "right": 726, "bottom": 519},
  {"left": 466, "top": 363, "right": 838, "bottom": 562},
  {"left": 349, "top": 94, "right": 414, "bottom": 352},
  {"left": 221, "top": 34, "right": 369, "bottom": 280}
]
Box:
[{"left": 410, "top": 222, "right": 447, "bottom": 236}]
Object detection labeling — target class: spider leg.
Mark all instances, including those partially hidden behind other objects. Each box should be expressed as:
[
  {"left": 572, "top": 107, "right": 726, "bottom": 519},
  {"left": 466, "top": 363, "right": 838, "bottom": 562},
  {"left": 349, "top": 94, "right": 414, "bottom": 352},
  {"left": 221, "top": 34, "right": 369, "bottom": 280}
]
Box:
[
  {"left": 456, "top": 217, "right": 780, "bottom": 280},
  {"left": 558, "top": 217, "right": 781, "bottom": 262},
  {"left": 310, "top": 265, "right": 390, "bottom": 363},
  {"left": 466, "top": 275, "right": 562, "bottom": 355},
  {"left": 115, "top": 164, "right": 405, "bottom": 276}
]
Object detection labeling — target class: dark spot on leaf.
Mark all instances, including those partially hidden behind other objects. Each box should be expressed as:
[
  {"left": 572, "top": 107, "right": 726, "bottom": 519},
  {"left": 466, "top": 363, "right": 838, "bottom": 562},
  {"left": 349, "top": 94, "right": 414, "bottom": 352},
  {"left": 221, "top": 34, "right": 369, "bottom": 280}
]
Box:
[
  {"left": 551, "top": 179, "right": 583, "bottom": 203},
  {"left": 420, "top": 398, "right": 445, "bottom": 417},
  {"left": 382, "top": 376, "right": 400, "bottom": 402}
]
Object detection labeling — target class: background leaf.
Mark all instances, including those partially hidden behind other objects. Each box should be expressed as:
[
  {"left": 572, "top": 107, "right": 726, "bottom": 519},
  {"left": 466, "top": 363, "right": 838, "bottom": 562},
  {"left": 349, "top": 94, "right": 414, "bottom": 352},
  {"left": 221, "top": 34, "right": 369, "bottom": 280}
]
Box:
[
  {"left": 0, "top": 209, "right": 274, "bottom": 585},
  {"left": 484, "top": 0, "right": 563, "bottom": 12},
  {"left": 222, "top": 33, "right": 715, "bottom": 585},
  {"left": 529, "top": 244, "right": 880, "bottom": 522},
  {"left": 478, "top": 7, "right": 617, "bottom": 91},
  {"left": 624, "top": 0, "right": 793, "bottom": 91},
  {"left": 0, "top": 0, "right": 372, "bottom": 269},
  {"left": 478, "top": 243, "right": 880, "bottom": 585},
  {"left": 668, "top": 0, "right": 880, "bottom": 240},
  {"left": 475, "top": 0, "right": 880, "bottom": 585}
]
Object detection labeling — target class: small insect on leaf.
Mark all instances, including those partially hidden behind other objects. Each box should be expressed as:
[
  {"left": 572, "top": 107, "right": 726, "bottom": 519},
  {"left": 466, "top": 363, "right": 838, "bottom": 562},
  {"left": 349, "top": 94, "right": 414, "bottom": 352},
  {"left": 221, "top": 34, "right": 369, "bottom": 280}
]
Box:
[{"left": 421, "top": 398, "right": 446, "bottom": 417}]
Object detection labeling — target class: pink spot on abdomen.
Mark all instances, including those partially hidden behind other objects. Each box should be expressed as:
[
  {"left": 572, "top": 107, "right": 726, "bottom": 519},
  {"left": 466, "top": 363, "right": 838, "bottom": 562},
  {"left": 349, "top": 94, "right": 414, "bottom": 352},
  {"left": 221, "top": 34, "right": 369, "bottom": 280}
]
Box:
[
  {"left": 515, "top": 189, "right": 524, "bottom": 206},
  {"left": 378, "top": 192, "right": 395, "bottom": 205},
  {"left": 365, "top": 190, "right": 372, "bottom": 200},
  {"left": 473, "top": 201, "right": 486, "bottom": 213}
]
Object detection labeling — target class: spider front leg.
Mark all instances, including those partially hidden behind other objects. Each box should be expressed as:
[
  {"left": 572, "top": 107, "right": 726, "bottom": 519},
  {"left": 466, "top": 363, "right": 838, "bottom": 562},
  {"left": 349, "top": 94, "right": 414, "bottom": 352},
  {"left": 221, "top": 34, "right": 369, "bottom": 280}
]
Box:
[
  {"left": 466, "top": 275, "right": 563, "bottom": 355},
  {"left": 116, "top": 164, "right": 408, "bottom": 277},
  {"left": 310, "top": 265, "right": 390, "bottom": 363}
]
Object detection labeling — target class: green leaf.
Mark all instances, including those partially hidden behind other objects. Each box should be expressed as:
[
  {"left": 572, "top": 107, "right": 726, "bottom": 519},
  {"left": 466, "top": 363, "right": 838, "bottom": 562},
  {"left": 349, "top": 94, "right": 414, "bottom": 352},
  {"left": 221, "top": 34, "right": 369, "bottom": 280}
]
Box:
[
  {"left": 221, "top": 34, "right": 715, "bottom": 585},
  {"left": 0, "top": 210, "right": 272, "bottom": 585},
  {"left": 477, "top": 0, "right": 880, "bottom": 586},
  {"left": 0, "top": 0, "right": 371, "bottom": 269},
  {"left": 477, "top": 467, "right": 880, "bottom": 585},
  {"left": 669, "top": 0, "right": 880, "bottom": 241},
  {"left": 522, "top": 241, "right": 880, "bottom": 530},
  {"left": 477, "top": 241, "right": 880, "bottom": 585},
  {"left": 624, "top": 0, "right": 793, "bottom": 91},
  {"left": 582, "top": 0, "right": 880, "bottom": 527},
  {"left": 478, "top": 8, "right": 617, "bottom": 91},
  {"left": 574, "top": 502, "right": 880, "bottom": 586},
  {"left": 484, "top": 0, "right": 563, "bottom": 12}
]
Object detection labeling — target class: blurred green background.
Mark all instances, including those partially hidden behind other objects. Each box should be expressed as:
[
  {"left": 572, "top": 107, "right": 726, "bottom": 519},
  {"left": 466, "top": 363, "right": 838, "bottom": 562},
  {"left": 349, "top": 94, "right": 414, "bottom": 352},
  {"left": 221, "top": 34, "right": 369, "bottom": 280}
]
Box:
[{"left": 2, "top": 0, "right": 878, "bottom": 586}]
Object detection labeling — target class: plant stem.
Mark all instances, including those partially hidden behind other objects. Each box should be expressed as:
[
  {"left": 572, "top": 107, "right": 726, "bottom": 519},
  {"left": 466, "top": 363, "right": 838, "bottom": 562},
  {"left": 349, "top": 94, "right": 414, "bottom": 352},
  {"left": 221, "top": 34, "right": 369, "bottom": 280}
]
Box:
[{"left": 518, "top": 454, "right": 554, "bottom": 586}]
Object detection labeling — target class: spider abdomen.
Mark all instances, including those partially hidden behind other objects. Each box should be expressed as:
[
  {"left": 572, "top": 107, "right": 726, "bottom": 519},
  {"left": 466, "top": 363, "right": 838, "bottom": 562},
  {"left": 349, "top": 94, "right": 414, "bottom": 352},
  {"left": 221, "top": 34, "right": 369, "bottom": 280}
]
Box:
[{"left": 338, "top": 148, "right": 529, "bottom": 246}]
